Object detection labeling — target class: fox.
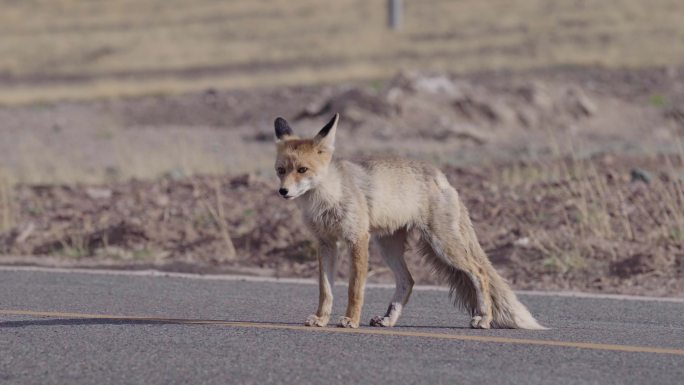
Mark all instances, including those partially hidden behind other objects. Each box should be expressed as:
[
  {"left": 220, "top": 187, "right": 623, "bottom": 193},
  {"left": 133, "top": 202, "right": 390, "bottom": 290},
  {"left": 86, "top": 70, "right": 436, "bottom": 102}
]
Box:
[{"left": 273, "top": 113, "right": 545, "bottom": 330}]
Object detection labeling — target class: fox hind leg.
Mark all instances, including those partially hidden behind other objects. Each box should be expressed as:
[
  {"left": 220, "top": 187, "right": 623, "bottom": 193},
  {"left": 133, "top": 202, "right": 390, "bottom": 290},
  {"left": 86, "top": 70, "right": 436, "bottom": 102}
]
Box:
[
  {"left": 418, "top": 184, "right": 497, "bottom": 328},
  {"left": 419, "top": 232, "right": 493, "bottom": 329},
  {"left": 370, "top": 228, "right": 413, "bottom": 327},
  {"left": 465, "top": 270, "right": 493, "bottom": 329}
]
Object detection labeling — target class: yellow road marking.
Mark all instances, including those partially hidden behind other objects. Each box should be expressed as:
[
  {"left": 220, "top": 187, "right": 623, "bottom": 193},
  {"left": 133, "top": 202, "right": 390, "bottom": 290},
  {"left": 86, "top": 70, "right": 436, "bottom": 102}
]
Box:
[{"left": 2, "top": 309, "right": 683, "bottom": 356}]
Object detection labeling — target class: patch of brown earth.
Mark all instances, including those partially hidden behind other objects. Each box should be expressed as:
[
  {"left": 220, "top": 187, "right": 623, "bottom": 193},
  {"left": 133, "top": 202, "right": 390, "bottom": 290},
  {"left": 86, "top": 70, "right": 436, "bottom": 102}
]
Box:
[{"left": 1, "top": 155, "right": 682, "bottom": 297}]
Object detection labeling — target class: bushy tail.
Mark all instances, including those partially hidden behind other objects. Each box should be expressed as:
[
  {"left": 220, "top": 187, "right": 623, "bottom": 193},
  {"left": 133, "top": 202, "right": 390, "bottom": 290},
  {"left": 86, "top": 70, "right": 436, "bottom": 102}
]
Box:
[
  {"left": 418, "top": 233, "right": 546, "bottom": 330},
  {"left": 418, "top": 183, "right": 546, "bottom": 329},
  {"left": 488, "top": 271, "right": 547, "bottom": 330}
]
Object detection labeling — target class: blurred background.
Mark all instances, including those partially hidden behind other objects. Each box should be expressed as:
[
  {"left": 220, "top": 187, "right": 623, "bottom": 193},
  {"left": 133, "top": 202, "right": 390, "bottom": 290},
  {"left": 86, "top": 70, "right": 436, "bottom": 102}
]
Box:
[{"left": 0, "top": 0, "right": 682, "bottom": 296}]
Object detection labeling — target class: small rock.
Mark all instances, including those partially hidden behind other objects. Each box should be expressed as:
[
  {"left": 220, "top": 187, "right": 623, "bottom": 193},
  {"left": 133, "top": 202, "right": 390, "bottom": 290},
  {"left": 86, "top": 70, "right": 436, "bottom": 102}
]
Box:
[
  {"left": 202, "top": 88, "right": 218, "bottom": 105},
  {"left": 630, "top": 168, "right": 652, "bottom": 184},
  {"left": 167, "top": 169, "right": 185, "bottom": 181},
  {"left": 385, "top": 87, "right": 404, "bottom": 106},
  {"left": 488, "top": 100, "right": 518, "bottom": 125},
  {"left": 516, "top": 107, "right": 539, "bottom": 128},
  {"left": 154, "top": 195, "right": 170, "bottom": 207},
  {"left": 85, "top": 187, "right": 112, "bottom": 200},
  {"left": 518, "top": 83, "right": 553, "bottom": 110},
  {"left": 249, "top": 131, "right": 273, "bottom": 142},
  {"left": 230, "top": 174, "right": 253, "bottom": 188},
  {"left": 513, "top": 237, "right": 531, "bottom": 247},
  {"left": 15, "top": 222, "right": 35, "bottom": 244},
  {"left": 445, "top": 126, "right": 488, "bottom": 145},
  {"left": 564, "top": 87, "right": 597, "bottom": 117},
  {"left": 413, "top": 75, "right": 460, "bottom": 97}
]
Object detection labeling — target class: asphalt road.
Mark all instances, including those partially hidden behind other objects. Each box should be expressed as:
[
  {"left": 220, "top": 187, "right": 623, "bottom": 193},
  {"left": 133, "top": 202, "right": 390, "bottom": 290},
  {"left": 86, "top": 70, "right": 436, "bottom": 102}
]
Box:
[{"left": 0, "top": 268, "right": 683, "bottom": 385}]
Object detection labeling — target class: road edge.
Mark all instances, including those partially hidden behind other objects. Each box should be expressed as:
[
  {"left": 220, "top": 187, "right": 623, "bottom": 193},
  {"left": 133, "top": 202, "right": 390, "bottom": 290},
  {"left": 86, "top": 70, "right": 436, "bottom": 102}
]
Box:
[{"left": 1, "top": 264, "right": 682, "bottom": 303}]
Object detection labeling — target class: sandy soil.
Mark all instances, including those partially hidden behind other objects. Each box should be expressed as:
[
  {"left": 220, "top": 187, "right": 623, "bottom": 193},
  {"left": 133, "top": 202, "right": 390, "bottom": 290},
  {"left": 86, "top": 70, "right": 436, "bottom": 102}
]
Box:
[{"left": 2, "top": 66, "right": 684, "bottom": 184}]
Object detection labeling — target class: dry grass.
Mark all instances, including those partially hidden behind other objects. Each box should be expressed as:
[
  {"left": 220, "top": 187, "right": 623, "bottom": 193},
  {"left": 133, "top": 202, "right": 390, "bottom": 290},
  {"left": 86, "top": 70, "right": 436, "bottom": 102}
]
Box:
[
  {"left": 1, "top": 0, "right": 684, "bottom": 104},
  {"left": 3, "top": 155, "right": 681, "bottom": 294},
  {"left": 496, "top": 152, "right": 684, "bottom": 273},
  {"left": 201, "top": 180, "right": 237, "bottom": 261},
  {"left": 0, "top": 169, "right": 14, "bottom": 233},
  {"left": 496, "top": 127, "right": 682, "bottom": 271}
]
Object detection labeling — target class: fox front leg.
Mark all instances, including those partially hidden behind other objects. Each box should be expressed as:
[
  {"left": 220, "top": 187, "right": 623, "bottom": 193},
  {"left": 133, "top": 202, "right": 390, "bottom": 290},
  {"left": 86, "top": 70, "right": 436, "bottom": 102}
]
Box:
[
  {"left": 338, "top": 234, "right": 370, "bottom": 328},
  {"left": 304, "top": 240, "right": 337, "bottom": 327}
]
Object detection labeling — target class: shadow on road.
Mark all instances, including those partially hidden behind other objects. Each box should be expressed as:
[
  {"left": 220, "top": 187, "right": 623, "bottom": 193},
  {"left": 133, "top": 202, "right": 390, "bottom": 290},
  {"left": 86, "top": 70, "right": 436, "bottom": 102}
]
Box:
[
  {"left": 0, "top": 318, "right": 303, "bottom": 328},
  {"left": 0, "top": 317, "right": 475, "bottom": 330}
]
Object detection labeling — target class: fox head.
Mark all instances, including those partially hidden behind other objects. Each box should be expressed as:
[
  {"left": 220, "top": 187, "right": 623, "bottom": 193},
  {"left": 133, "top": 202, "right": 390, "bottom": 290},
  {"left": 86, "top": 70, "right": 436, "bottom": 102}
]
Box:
[{"left": 273, "top": 114, "right": 339, "bottom": 199}]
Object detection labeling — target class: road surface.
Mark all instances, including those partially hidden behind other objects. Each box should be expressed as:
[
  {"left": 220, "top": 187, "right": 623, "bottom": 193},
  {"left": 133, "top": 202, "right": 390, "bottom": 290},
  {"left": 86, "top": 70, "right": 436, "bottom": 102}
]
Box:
[{"left": 1, "top": 267, "right": 683, "bottom": 384}]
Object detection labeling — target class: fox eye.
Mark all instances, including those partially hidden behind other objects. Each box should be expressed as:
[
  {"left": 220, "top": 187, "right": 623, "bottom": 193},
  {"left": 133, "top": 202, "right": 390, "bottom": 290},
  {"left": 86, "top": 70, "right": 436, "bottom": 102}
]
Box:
[
  {"left": 297, "top": 167, "right": 308, "bottom": 174},
  {"left": 277, "top": 167, "right": 286, "bottom": 175}
]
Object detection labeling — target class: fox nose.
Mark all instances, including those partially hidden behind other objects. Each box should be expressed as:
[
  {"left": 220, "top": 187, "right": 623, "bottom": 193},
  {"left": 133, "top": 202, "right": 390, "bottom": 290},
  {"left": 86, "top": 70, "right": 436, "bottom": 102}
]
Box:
[{"left": 279, "top": 188, "right": 289, "bottom": 197}]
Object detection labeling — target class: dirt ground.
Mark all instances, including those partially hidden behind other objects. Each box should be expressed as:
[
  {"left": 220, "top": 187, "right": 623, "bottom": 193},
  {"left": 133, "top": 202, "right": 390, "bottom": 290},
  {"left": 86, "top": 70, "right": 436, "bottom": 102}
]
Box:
[
  {"left": 2, "top": 66, "right": 684, "bottom": 184},
  {"left": 1, "top": 66, "right": 683, "bottom": 297}
]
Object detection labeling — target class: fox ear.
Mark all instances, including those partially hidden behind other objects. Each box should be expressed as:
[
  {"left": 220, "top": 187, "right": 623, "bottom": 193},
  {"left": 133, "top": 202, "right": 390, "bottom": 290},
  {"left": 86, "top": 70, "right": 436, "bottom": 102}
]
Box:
[
  {"left": 314, "top": 113, "right": 339, "bottom": 151},
  {"left": 274, "top": 117, "right": 294, "bottom": 142}
]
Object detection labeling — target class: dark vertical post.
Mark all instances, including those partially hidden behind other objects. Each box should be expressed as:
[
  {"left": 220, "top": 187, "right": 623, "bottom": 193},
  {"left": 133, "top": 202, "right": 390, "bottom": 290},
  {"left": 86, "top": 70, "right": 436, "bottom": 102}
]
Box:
[{"left": 388, "top": 0, "right": 403, "bottom": 30}]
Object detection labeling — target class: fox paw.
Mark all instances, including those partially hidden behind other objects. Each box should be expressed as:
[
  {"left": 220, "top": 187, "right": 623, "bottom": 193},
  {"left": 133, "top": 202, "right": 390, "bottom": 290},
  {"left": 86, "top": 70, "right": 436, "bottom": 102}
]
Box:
[
  {"left": 304, "top": 314, "right": 329, "bottom": 327},
  {"left": 337, "top": 316, "right": 359, "bottom": 328},
  {"left": 369, "top": 315, "right": 392, "bottom": 327},
  {"left": 470, "top": 315, "right": 492, "bottom": 329}
]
